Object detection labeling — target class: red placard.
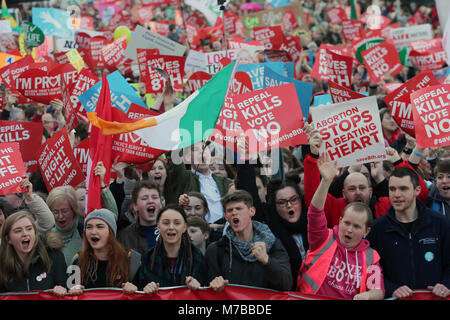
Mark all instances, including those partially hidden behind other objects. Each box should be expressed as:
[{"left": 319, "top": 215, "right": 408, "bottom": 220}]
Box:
[
  {"left": 411, "top": 84, "right": 450, "bottom": 148},
  {"left": 253, "top": 26, "right": 285, "bottom": 50},
  {"left": 186, "top": 71, "right": 212, "bottom": 93},
  {"left": 328, "top": 81, "right": 366, "bottom": 103},
  {"left": 90, "top": 36, "right": 110, "bottom": 68},
  {"left": 278, "top": 35, "right": 302, "bottom": 63},
  {"left": 61, "top": 78, "right": 79, "bottom": 132},
  {"left": 137, "top": 6, "right": 154, "bottom": 25},
  {"left": 361, "top": 40, "right": 402, "bottom": 84},
  {"left": 342, "top": 19, "right": 364, "bottom": 43},
  {"left": 137, "top": 48, "right": 160, "bottom": 86},
  {"left": 16, "top": 63, "right": 78, "bottom": 105},
  {"left": 111, "top": 105, "right": 165, "bottom": 165},
  {"left": 0, "top": 142, "right": 27, "bottom": 195},
  {"left": 38, "top": 127, "right": 85, "bottom": 191},
  {"left": 0, "top": 55, "right": 35, "bottom": 90},
  {"left": 311, "top": 44, "right": 353, "bottom": 86},
  {"left": 327, "top": 7, "right": 348, "bottom": 24},
  {"left": 0, "top": 120, "right": 44, "bottom": 172},
  {"left": 383, "top": 71, "right": 440, "bottom": 137},
  {"left": 143, "top": 54, "right": 186, "bottom": 93},
  {"left": 409, "top": 48, "right": 448, "bottom": 72},
  {"left": 282, "top": 9, "right": 299, "bottom": 30},
  {"left": 70, "top": 68, "right": 99, "bottom": 123},
  {"left": 102, "top": 35, "right": 128, "bottom": 72},
  {"left": 73, "top": 137, "right": 89, "bottom": 176},
  {"left": 410, "top": 38, "right": 442, "bottom": 53},
  {"left": 53, "top": 51, "right": 70, "bottom": 64},
  {"left": 212, "top": 84, "right": 306, "bottom": 153}
]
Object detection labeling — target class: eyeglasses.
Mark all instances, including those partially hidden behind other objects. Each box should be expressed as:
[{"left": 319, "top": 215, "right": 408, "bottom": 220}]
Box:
[
  {"left": 52, "top": 208, "right": 72, "bottom": 216},
  {"left": 275, "top": 196, "right": 300, "bottom": 208}
]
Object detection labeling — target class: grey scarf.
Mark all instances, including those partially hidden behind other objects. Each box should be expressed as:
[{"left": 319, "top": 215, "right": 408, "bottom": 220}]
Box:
[{"left": 223, "top": 220, "right": 276, "bottom": 272}]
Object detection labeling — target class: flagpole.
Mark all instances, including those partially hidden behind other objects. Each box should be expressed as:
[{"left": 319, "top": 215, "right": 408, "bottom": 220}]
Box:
[{"left": 218, "top": 0, "right": 227, "bottom": 53}]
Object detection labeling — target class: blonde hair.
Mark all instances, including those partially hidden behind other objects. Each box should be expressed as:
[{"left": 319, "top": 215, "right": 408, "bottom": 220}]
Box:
[{"left": 46, "top": 185, "right": 82, "bottom": 220}]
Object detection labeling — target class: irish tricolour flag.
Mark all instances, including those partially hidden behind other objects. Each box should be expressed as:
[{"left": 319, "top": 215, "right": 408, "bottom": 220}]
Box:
[{"left": 87, "top": 61, "right": 238, "bottom": 150}]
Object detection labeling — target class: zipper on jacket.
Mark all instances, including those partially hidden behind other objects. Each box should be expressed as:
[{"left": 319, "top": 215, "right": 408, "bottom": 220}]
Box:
[{"left": 408, "top": 233, "right": 416, "bottom": 289}]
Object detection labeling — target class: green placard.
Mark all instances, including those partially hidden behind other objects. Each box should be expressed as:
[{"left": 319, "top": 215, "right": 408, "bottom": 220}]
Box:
[{"left": 22, "top": 21, "right": 44, "bottom": 48}]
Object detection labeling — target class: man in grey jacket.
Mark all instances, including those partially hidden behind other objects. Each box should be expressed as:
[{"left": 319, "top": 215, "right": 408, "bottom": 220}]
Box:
[{"left": 205, "top": 190, "right": 292, "bottom": 292}]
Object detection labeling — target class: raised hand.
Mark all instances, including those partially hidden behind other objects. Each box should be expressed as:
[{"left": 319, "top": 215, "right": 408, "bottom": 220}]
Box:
[{"left": 317, "top": 152, "right": 337, "bottom": 182}]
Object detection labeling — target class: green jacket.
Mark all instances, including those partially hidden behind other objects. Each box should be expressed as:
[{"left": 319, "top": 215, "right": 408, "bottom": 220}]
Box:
[{"left": 165, "top": 157, "right": 233, "bottom": 205}]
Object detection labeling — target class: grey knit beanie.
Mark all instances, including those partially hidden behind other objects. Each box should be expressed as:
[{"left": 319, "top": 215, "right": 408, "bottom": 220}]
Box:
[{"left": 84, "top": 209, "right": 117, "bottom": 236}]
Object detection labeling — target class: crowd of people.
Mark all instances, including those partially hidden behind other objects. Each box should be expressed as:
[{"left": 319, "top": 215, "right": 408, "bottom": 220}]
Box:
[{"left": 0, "top": 0, "right": 449, "bottom": 301}]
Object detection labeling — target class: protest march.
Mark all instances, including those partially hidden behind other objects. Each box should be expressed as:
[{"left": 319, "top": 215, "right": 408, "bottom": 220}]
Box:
[{"left": 0, "top": 0, "right": 450, "bottom": 306}]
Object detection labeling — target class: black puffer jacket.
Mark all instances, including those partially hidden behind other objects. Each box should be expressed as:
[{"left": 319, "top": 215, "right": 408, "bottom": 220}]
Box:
[{"left": 0, "top": 233, "right": 68, "bottom": 293}]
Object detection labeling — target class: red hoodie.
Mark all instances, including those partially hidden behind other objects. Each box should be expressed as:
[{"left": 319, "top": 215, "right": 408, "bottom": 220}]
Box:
[{"left": 307, "top": 204, "right": 385, "bottom": 300}]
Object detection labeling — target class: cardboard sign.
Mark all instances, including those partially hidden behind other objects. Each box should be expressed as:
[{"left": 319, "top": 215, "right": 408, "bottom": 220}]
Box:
[
  {"left": 0, "top": 142, "right": 27, "bottom": 195},
  {"left": 124, "top": 25, "right": 186, "bottom": 61},
  {"left": 361, "top": 40, "right": 402, "bottom": 84},
  {"left": 411, "top": 84, "right": 450, "bottom": 147},
  {"left": 310, "top": 96, "right": 386, "bottom": 168},
  {"left": 342, "top": 20, "right": 364, "bottom": 43},
  {"left": 16, "top": 63, "right": 78, "bottom": 104},
  {"left": 0, "top": 120, "right": 43, "bottom": 172},
  {"left": 311, "top": 46, "right": 353, "bottom": 88},
  {"left": 187, "top": 71, "right": 212, "bottom": 93},
  {"left": 204, "top": 46, "right": 265, "bottom": 75},
  {"left": 253, "top": 26, "right": 285, "bottom": 50},
  {"left": 327, "top": 7, "right": 348, "bottom": 24},
  {"left": 383, "top": 71, "right": 440, "bottom": 137},
  {"left": 409, "top": 48, "right": 448, "bottom": 72},
  {"left": 38, "top": 128, "right": 84, "bottom": 191},
  {"left": 390, "top": 24, "right": 433, "bottom": 51},
  {"left": 329, "top": 81, "right": 366, "bottom": 103},
  {"left": 66, "top": 48, "right": 85, "bottom": 72}
]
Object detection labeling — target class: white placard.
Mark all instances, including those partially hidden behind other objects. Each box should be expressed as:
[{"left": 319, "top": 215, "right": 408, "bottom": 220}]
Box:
[{"left": 310, "top": 96, "right": 386, "bottom": 168}]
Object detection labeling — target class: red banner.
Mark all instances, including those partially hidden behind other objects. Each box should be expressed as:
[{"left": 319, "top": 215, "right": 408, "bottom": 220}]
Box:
[
  {"left": 329, "top": 81, "right": 366, "bottom": 103},
  {"left": 0, "top": 142, "right": 27, "bottom": 195},
  {"left": 253, "top": 26, "right": 285, "bottom": 50},
  {"left": 383, "top": 71, "right": 440, "bottom": 137},
  {"left": 90, "top": 36, "right": 110, "bottom": 68},
  {"left": 38, "top": 128, "right": 85, "bottom": 191},
  {"left": 0, "top": 287, "right": 446, "bottom": 301},
  {"left": 411, "top": 84, "right": 450, "bottom": 148},
  {"left": 0, "top": 120, "right": 43, "bottom": 172},
  {"left": 361, "top": 40, "right": 402, "bottom": 84},
  {"left": 16, "top": 63, "right": 78, "bottom": 105}
]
